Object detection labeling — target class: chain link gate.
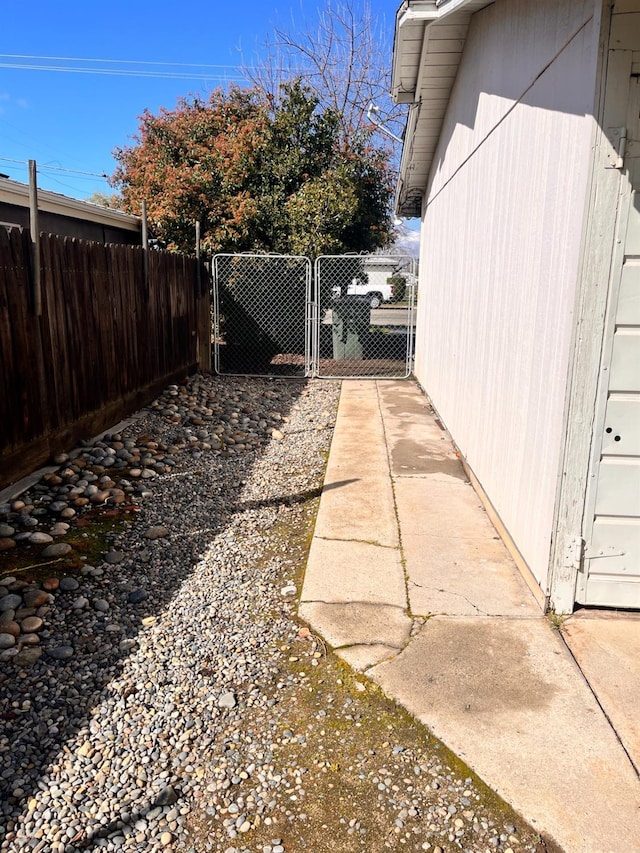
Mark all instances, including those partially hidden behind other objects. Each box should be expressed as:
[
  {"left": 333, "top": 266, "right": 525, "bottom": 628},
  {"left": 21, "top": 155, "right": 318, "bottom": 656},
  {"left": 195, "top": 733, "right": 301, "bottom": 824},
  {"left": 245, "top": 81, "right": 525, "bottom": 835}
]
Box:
[
  {"left": 314, "top": 254, "right": 416, "bottom": 379},
  {"left": 212, "top": 253, "right": 416, "bottom": 379},
  {"left": 213, "top": 254, "right": 312, "bottom": 377}
]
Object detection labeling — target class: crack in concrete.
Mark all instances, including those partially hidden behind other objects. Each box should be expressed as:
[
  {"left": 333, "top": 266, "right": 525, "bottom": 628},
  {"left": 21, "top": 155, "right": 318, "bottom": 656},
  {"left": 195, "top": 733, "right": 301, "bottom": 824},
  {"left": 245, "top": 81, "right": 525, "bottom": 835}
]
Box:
[
  {"left": 408, "top": 579, "right": 486, "bottom": 615},
  {"left": 313, "top": 535, "right": 400, "bottom": 550},
  {"left": 334, "top": 641, "right": 404, "bottom": 652},
  {"left": 299, "top": 598, "right": 409, "bottom": 613},
  {"left": 374, "top": 382, "right": 414, "bottom": 625}
]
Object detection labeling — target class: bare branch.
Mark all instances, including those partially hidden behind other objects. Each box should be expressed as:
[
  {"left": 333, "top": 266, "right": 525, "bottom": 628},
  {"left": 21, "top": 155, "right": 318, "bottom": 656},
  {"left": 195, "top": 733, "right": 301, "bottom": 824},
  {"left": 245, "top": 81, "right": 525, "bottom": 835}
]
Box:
[{"left": 242, "top": 0, "right": 407, "bottom": 150}]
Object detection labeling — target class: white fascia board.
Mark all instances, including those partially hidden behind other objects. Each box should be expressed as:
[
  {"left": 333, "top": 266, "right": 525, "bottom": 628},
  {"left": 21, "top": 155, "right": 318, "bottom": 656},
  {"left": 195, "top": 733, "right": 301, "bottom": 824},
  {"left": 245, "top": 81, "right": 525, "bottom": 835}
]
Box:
[
  {"left": 392, "top": 2, "right": 439, "bottom": 101},
  {"left": 392, "top": 0, "right": 491, "bottom": 101},
  {"left": 0, "top": 178, "right": 140, "bottom": 232},
  {"left": 397, "top": 0, "right": 440, "bottom": 28},
  {"left": 435, "top": 0, "right": 493, "bottom": 14},
  {"left": 392, "top": 0, "right": 491, "bottom": 214}
]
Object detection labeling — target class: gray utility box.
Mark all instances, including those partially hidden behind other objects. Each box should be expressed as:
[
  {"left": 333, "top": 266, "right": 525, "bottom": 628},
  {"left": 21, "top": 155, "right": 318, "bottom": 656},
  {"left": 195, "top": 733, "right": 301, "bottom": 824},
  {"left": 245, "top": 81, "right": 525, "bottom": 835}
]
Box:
[{"left": 331, "top": 295, "right": 371, "bottom": 359}]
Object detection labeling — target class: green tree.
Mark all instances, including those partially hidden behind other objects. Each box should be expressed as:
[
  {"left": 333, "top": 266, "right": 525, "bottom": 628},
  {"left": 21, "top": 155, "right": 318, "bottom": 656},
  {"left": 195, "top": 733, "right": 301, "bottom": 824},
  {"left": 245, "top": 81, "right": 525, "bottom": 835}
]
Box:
[
  {"left": 110, "top": 81, "right": 394, "bottom": 258},
  {"left": 257, "top": 81, "right": 393, "bottom": 257}
]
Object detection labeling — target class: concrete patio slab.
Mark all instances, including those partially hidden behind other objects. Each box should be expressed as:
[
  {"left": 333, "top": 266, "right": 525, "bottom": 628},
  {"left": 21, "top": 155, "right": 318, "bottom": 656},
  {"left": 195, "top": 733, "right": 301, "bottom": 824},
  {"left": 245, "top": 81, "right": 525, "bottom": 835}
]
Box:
[
  {"left": 312, "top": 472, "right": 398, "bottom": 547},
  {"left": 313, "top": 380, "right": 398, "bottom": 548},
  {"left": 368, "top": 615, "right": 640, "bottom": 853},
  {"left": 394, "top": 476, "right": 498, "bottom": 539},
  {"left": 336, "top": 643, "right": 401, "bottom": 671},
  {"left": 402, "top": 531, "right": 539, "bottom": 616},
  {"left": 298, "top": 600, "right": 411, "bottom": 650},
  {"left": 301, "top": 537, "right": 405, "bottom": 607},
  {"left": 563, "top": 613, "right": 640, "bottom": 775},
  {"left": 377, "top": 380, "right": 461, "bottom": 478}
]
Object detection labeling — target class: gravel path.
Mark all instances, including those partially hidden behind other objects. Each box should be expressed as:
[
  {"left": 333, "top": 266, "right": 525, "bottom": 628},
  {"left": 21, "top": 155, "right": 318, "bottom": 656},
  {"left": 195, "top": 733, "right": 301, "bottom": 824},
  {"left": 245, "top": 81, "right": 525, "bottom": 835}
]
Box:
[{"left": 0, "top": 375, "right": 559, "bottom": 853}]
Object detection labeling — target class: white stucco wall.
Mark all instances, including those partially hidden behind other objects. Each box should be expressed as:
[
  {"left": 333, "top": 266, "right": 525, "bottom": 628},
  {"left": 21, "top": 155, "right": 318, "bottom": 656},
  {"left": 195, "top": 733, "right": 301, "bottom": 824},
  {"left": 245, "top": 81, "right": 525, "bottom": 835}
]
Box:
[{"left": 415, "top": 0, "right": 600, "bottom": 590}]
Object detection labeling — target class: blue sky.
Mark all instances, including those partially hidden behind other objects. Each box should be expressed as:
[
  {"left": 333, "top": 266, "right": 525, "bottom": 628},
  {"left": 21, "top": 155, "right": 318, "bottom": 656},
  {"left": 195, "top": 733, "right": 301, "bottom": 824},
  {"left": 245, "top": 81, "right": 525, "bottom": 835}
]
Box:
[{"left": 0, "top": 0, "right": 402, "bottom": 201}]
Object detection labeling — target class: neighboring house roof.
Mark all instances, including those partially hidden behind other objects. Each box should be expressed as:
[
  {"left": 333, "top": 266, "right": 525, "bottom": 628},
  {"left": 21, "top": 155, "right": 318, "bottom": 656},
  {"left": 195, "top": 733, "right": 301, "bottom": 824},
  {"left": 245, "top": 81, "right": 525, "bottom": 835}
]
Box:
[
  {"left": 0, "top": 177, "right": 139, "bottom": 232},
  {"left": 363, "top": 255, "right": 406, "bottom": 268},
  {"left": 391, "top": 0, "right": 494, "bottom": 216}
]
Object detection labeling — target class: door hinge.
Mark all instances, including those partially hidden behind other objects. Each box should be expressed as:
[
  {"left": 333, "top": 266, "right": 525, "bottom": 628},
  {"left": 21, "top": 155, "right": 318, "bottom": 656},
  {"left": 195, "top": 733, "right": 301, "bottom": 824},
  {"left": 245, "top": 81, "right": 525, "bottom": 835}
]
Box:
[
  {"left": 606, "top": 126, "right": 627, "bottom": 169},
  {"left": 583, "top": 543, "right": 625, "bottom": 559},
  {"left": 563, "top": 535, "right": 584, "bottom": 570}
]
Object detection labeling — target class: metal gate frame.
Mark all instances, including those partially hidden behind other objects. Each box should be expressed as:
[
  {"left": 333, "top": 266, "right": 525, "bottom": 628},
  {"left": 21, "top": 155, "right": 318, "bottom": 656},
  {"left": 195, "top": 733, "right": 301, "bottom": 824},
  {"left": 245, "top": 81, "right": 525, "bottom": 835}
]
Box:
[
  {"left": 313, "top": 254, "right": 416, "bottom": 380},
  {"left": 213, "top": 253, "right": 312, "bottom": 378},
  {"left": 213, "top": 252, "right": 416, "bottom": 380}
]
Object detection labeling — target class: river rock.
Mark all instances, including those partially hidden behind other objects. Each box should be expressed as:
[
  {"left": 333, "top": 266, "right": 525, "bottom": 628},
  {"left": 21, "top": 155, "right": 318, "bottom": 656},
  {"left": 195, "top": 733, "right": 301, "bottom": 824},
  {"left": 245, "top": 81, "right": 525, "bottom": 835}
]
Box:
[
  {"left": 144, "top": 525, "right": 169, "bottom": 540},
  {"left": 218, "top": 692, "right": 237, "bottom": 710},
  {"left": 0, "top": 594, "right": 22, "bottom": 612},
  {"left": 47, "top": 646, "right": 74, "bottom": 660},
  {"left": 23, "top": 590, "right": 50, "bottom": 609},
  {"left": 20, "top": 616, "right": 43, "bottom": 633},
  {"left": 28, "top": 532, "right": 54, "bottom": 545},
  {"left": 41, "top": 543, "right": 73, "bottom": 558}
]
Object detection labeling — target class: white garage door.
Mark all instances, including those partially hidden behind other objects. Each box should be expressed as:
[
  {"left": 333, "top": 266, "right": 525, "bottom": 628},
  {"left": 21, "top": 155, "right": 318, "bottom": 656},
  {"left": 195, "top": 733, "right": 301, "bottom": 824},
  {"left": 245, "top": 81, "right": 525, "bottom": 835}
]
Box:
[{"left": 577, "top": 55, "right": 640, "bottom": 607}]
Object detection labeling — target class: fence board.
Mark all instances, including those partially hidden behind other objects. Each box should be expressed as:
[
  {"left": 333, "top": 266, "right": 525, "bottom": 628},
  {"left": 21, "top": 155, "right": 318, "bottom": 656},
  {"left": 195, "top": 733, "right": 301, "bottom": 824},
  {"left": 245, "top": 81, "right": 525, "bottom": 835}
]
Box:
[
  {"left": 5, "top": 229, "right": 44, "bottom": 440},
  {"left": 0, "top": 229, "right": 210, "bottom": 487},
  {"left": 0, "top": 231, "right": 16, "bottom": 438}
]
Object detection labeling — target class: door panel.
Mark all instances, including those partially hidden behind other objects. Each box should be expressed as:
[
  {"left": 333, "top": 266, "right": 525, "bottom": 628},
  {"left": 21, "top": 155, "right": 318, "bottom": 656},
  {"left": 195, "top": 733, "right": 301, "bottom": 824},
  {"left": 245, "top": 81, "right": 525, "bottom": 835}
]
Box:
[
  {"left": 594, "top": 459, "right": 640, "bottom": 516},
  {"left": 609, "top": 331, "right": 640, "bottom": 391},
  {"left": 578, "top": 66, "right": 640, "bottom": 607},
  {"left": 617, "top": 262, "right": 640, "bottom": 324},
  {"left": 589, "top": 518, "right": 640, "bottom": 577},
  {"left": 601, "top": 398, "right": 640, "bottom": 455}
]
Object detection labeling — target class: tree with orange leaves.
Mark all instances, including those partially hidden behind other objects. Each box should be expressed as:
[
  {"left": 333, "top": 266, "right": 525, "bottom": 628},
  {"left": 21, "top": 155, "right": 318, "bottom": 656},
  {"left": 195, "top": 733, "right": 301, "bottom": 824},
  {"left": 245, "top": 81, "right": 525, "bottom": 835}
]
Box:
[
  {"left": 111, "top": 81, "right": 393, "bottom": 258},
  {"left": 112, "top": 87, "right": 267, "bottom": 254}
]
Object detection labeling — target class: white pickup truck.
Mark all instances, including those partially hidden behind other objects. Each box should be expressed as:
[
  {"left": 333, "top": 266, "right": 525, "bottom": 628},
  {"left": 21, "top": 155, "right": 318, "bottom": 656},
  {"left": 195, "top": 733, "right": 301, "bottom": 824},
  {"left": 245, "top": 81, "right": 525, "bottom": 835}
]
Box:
[{"left": 332, "top": 277, "right": 395, "bottom": 308}]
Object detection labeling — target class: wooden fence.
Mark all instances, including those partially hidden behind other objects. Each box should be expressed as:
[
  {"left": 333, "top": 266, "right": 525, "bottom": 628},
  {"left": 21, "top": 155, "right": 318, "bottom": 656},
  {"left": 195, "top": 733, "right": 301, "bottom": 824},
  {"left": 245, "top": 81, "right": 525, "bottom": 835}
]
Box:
[{"left": 0, "top": 228, "right": 211, "bottom": 487}]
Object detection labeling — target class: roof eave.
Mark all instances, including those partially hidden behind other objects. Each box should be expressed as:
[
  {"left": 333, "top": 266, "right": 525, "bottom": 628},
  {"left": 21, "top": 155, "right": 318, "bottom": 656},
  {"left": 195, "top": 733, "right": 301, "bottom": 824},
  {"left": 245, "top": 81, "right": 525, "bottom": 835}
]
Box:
[
  {"left": 391, "top": 0, "right": 494, "bottom": 217},
  {"left": 0, "top": 178, "right": 140, "bottom": 232},
  {"left": 391, "top": 1, "right": 440, "bottom": 104}
]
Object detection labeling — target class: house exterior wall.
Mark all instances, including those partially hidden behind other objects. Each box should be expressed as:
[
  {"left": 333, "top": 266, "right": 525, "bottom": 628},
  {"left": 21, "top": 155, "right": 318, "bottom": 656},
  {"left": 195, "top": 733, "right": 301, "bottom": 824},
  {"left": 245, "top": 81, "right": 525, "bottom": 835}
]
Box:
[
  {"left": 0, "top": 178, "right": 140, "bottom": 245},
  {"left": 363, "top": 261, "right": 398, "bottom": 292},
  {"left": 415, "top": 0, "right": 600, "bottom": 591},
  {"left": 0, "top": 202, "right": 140, "bottom": 245},
  {"left": 362, "top": 258, "right": 414, "bottom": 294}
]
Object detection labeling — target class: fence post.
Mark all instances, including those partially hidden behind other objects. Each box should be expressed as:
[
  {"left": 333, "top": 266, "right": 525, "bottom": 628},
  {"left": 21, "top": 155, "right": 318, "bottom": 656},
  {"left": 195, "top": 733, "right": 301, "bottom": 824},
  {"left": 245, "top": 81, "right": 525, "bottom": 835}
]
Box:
[
  {"left": 195, "top": 220, "right": 201, "bottom": 296},
  {"left": 141, "top": 199, "right": 149, "bottom": 287},
  {"left": 28, "top": 160, "right": 41, "bottom": 316},
  {"left": 195, "top": 221, "right": 211, "bottom": 373}
]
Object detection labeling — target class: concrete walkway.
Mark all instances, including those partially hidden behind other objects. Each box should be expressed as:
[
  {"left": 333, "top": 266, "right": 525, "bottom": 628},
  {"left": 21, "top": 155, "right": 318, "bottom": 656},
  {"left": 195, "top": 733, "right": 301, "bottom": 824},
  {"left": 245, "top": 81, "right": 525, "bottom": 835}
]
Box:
[{"left": 300, "top": 379, "right": 640, "bottom": 853}]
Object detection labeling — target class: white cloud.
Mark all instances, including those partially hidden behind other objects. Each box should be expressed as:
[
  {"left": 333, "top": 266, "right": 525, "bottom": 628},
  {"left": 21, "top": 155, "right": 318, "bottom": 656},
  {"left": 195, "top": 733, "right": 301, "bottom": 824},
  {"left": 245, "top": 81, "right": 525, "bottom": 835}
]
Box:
[
  {"left": 393, "top": 222, "right": 421, "bottom": 258},
  {"left": 0, "top": 94, "right": 29, "bottom": 109}
]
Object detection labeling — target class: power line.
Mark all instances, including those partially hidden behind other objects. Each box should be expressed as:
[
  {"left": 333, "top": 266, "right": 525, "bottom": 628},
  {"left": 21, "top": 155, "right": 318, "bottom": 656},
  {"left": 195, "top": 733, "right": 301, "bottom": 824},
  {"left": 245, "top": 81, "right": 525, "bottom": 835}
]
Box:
[
  {"left": 0, "top": 156, "right": 109, "bottom": 179},
  {"left": 0, "top": 62, "right": 246, "bottom": 82},
  {"left": 0, "top": 53, "right": 245, "bottom": 69},
  {"left": 0, "top": 53, "right": 306, "bottom": 82}
]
